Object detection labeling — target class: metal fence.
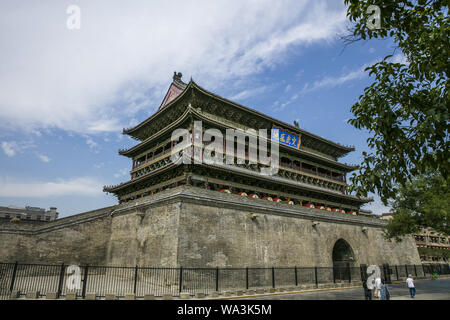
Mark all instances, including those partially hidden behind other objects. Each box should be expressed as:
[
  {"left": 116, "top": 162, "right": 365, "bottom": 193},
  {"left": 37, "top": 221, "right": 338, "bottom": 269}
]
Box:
[{"left": 0, "top": 262, "right": 448, "bottom": 299}]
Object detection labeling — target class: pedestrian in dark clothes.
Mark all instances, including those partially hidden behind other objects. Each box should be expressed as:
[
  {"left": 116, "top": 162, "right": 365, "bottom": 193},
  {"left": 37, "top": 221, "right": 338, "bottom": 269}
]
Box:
[{"left": 362, "top": 277, "right": 372, "bottom": 300}]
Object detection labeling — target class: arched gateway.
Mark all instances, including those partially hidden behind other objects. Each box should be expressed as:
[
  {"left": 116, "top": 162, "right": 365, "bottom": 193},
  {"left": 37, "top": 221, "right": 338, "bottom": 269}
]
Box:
[{"left": 332, "top": 239, "right": 355, "bottom": 281}]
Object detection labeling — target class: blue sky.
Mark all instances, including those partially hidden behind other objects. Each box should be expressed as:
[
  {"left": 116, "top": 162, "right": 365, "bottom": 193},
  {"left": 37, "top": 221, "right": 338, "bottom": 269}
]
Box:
[{"left": 0, "top": 1, "right": 404, "bottom": 217}]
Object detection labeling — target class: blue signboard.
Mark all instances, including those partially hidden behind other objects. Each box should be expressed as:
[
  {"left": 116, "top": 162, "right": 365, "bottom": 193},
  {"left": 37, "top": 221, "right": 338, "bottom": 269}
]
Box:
[{"left": 271, "top": 128, "right": 300, "bottom": 149}]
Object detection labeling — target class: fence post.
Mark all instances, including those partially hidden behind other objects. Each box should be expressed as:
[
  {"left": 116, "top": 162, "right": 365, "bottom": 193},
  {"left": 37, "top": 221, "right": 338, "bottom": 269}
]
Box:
[
  {"left": 81, "top": 265, "right": 89, "bottom": 299},
  {"left": 246, "top": 267, "right": 249, "bottom": 290},
  {"left": 57, "top": 263, "right": 65, "bottom": 298},
  {"left": 9, "top": 261, "right": 18, "bottom": 292},
  {"left": 314, "top": 267, "right": 318, "bottom": 288},
  {"left": 333, "top": 266, "right": 336, "bottom": 283},
  {"left": 395, "top": 265, "right": 399, "bottom": 280},
  {"left": 348, "top": 265, "right": 351, "bottom": 283},
  {"left": 179, "top": 266, "right": 183, "bottom": 293},
  {"left": 215, "top": 267, "right": 219, "bottom": 292},
  {"left": 385, "top": 264, "right": 392, "bottom": 284},
  {"left": 414, "top": 265, "right": 417, "bottom": 278},
  {"left": 405, "top": 264, "right": 408, "bottom": 276},
  {"left": 359, "top": 265, "right": 364, "bottom": 283},
  {"left": 294, "top": 266, "right": 298, "bottom": 286},
  {"left": 133, "top": 265, "right": 138, "bottom": 295},
  {"left": 272, "top": 267, "right": 275, "bottom": 289}
]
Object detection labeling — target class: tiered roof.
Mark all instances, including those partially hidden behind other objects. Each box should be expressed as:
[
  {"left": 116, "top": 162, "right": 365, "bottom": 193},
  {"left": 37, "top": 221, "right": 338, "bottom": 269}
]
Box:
[
  {"left": 105, "top": 72, "right": 371, "bottom": 209},
  {"left": 123, "top": 73, "right": 355, "bottom": 160}
]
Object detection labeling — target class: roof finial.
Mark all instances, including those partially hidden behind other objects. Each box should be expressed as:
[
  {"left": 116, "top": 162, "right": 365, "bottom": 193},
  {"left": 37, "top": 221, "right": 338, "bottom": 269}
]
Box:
[{"left": 173, "top": 71, "right": 182, "bottom": 82}]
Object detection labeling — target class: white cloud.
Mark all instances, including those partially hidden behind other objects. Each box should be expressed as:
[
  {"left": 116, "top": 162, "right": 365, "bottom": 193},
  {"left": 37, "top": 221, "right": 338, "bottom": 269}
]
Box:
[
  {"left": 302, "top": 66, "right": 367, "bottom": 94},
  {"left": 114, "top": 168, "right": 129, "bottom": 179},
  {"left": 94, "top": 162, "right": 104, "bottom": 169},
  {"left": 298, "top": 53, "right": 408, "bottom": 97},
  {"left": 1, "top": 141, "right": 18, "bottom": 157},
  {"left": 0, "top": 1, "right": 348, "bottom": 134},
  {"left": 85, "top": 136, "right": 98, "bottom": 149},
  {"left": 37, "top": 153, "right": 51, "bottom": 163},
  {"left": 274, "top": 92, "right": 300, "bottom": 111},
  {"left": 275, "top": 59, "right": 379, "bottom": 112},
  {"left": 0, "top": 177, "right": 104, "bottom": 197},
  {"left": 1, "top": 140, "right": 35, "bottom": 157},
  {"left": 229, "top": 86, "right": 269, "bottom": 101},
  {"left": 298, "top": 50, "right": 412, "bottom": 99}
]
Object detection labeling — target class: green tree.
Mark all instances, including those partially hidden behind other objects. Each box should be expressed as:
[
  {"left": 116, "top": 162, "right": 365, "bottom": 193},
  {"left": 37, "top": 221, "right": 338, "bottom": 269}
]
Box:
[
  {"left": 384, "top": 173, "right": 449, "bottom": 240},
  {"left": 344, "top": 0, "right": 449, "bottom": 206}
]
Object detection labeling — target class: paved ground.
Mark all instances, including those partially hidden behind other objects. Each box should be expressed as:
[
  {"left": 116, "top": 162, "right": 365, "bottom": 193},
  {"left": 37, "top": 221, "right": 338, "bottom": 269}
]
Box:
[{"left": 238, "top": 278, "right": 450, "bottom": 300}]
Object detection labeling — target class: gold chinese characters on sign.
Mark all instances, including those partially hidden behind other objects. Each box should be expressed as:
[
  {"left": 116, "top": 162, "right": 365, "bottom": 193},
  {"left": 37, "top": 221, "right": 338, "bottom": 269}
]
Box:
[{"left": 271, "top": 128, "right": 300, "bottom": 149}]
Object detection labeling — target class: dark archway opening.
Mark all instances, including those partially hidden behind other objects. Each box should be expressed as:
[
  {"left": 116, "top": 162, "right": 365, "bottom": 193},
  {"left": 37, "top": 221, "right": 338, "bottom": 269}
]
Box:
[{"left": 332, "top": 239, "right": 355, "bottom": 281}]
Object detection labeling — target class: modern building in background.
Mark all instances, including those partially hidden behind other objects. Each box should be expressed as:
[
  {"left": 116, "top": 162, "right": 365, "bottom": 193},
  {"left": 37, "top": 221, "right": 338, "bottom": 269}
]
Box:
[
  {"left": 0, "top": 206, "right": 58, "bottom": 222},
  {"left": 382, "top": 213, "right": 449, "bottom": 264}
]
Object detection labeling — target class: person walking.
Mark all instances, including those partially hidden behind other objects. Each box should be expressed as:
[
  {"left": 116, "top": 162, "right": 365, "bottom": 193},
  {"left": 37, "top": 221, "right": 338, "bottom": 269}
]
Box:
[
  {"left": 374, "top": 275, "right": 382, "bottom": 299},
  {"left": 362, "top": 277, "right": 372, "bottom": 300},
  {"left": 406, "top": 274, "right": 416, "bottom": 298},
  {"left": 379, "top": 278, "right": 390, "bottom": 300}
]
